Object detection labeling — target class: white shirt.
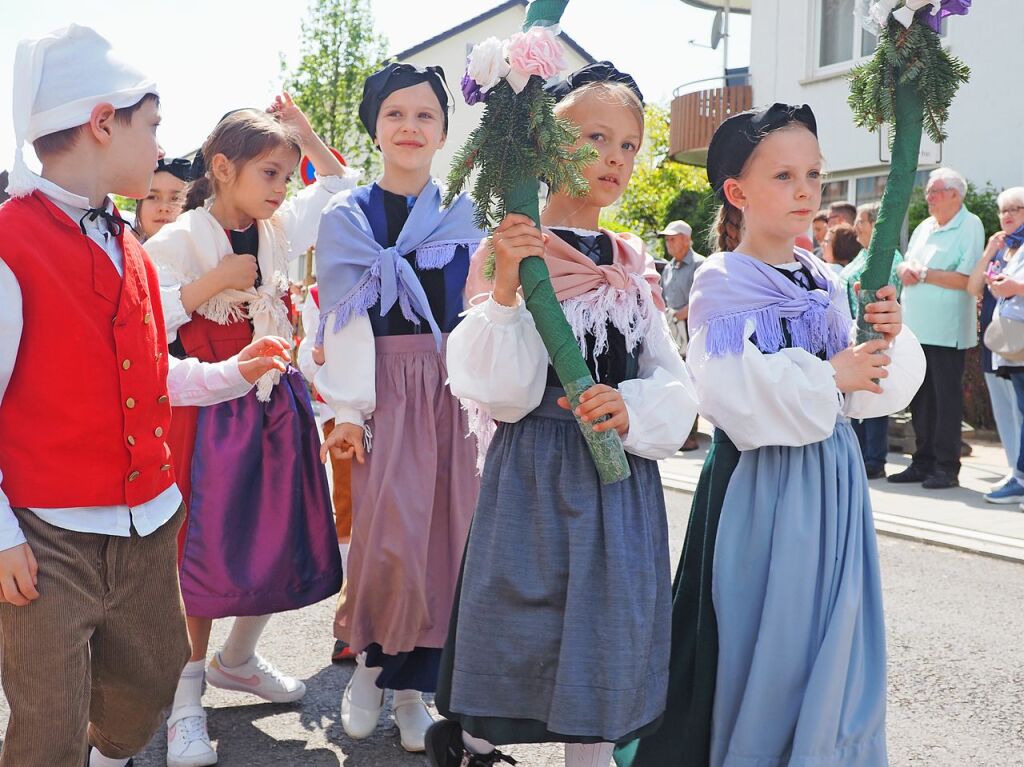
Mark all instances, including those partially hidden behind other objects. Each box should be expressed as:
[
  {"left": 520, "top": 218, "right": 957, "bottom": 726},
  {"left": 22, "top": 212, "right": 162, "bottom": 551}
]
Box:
[
  {"left": 687, "top": 318, "right": 926, "bottom": 452},
  {"left": 443, "top": 295, "right": 699, "bottom": 461},
  {"left": 0, "top": 179, "right": 255, "bottom": 552},
  {"left": 297, "top": 291, "right": 334, "bottom": 422}
]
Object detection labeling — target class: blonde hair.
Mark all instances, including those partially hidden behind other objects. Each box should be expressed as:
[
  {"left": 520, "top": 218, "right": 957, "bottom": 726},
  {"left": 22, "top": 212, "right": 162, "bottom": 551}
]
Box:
[{"left": 553, "top": 82, "right": 645, "bottom": 144}]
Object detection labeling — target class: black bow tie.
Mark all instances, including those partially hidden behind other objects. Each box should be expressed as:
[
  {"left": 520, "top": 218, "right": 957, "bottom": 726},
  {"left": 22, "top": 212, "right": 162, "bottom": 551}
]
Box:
[{"left": 79, "top": 206, "right": 127, "bottom": 237}]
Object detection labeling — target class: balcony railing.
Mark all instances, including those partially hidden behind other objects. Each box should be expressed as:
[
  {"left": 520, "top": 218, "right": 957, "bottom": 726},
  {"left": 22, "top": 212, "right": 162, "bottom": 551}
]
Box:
[{"left": 669, "top": 78, "right": 753, "bottom": 166}]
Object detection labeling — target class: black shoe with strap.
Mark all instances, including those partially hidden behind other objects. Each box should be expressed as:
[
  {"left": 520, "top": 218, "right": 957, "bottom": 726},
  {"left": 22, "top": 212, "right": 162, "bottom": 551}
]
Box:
[{"left": 425, "top": 720, "right": 517, "bottom": 767}]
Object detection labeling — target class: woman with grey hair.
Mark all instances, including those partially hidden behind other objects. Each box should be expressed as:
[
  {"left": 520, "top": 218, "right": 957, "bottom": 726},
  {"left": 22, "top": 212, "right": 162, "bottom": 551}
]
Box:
[
  {"left": 837, "top": 202, "right": 904, "bottom": 478},
  {"left": 968, "top": 186, "right": 1024, "bottom": 503}
]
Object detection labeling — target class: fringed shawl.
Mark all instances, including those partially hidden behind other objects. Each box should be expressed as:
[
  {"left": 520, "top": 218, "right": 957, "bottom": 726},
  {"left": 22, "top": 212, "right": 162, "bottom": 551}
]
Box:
[
  {"left": 462, "top": 229, "right": 665, "bottom": 474},
  {"left": 314, "top": 179, "right": 485, "bottom": 348},
  {"left": 688, "top": 248, "right": 851, "bottom": 361},
  {"left": 145, "top": 206, "right": 293, "bottom": 402},
  {"left": 466, "top": 228, "right": 666, "bottom": 358}
]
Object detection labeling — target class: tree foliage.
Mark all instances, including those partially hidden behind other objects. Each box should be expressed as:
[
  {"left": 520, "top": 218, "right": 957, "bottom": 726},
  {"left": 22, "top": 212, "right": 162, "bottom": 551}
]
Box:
[
  {"left": 600, "top": 104, "right": 715, "bottom": 257},
  {"left": 281, "top": 0, "right": 388, "bottom": 179}
]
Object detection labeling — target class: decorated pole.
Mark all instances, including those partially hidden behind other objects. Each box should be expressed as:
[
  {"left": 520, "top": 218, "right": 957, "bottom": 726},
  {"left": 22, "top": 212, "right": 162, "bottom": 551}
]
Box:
[
  {"left": 849, "top": 0, "right": 970, "bottom": 341},
  {"left": 447, "top": 0, "right": 631, "bottom": 484}
]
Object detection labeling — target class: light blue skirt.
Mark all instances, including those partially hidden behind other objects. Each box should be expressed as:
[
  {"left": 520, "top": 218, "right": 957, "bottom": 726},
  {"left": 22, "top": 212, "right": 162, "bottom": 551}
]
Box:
[{"left": 710, "top": 420, "right": 887, "bottom": 766}]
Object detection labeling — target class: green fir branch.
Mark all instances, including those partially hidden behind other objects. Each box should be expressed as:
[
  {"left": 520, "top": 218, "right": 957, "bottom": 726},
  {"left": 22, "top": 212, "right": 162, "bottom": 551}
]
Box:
[
  {"left": 444, "top": 77, "right": 597, "bottom": 229},
  {"left": 849, "top": 17, "right": 970, "bottom": 147}
]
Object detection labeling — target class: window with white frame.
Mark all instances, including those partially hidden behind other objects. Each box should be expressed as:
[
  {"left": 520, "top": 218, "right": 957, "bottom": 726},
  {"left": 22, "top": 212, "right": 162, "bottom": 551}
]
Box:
[
  {"left": 822, "top": 179, "right": 851, "bottom": 206},
  {"left": 818, "top": 0, "right": 944, "bottom": 70},
  {"left": 819, "top": 0, "right": 856, "bottom": 67}
]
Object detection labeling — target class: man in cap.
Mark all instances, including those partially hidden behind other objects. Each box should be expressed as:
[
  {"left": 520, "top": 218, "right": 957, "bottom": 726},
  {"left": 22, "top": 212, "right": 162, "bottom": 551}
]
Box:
[{"left": 658, "top": 219, "right": 704, "bottom": 450}]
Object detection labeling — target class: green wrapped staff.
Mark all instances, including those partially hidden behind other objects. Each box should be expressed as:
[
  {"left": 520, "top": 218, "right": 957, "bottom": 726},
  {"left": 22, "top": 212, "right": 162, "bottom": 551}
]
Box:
[
  {"left": 849, "top": 5, "right": 970, "bottom": 342},
  {"left": 447, "top": 0, "right": 632, "bottom": 484}
]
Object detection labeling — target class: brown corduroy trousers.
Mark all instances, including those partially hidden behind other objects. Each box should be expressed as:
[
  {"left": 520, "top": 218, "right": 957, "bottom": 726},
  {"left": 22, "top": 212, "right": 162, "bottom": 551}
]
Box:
[{"left": 0, "top": 505, "right": 191, "bottom": 766}]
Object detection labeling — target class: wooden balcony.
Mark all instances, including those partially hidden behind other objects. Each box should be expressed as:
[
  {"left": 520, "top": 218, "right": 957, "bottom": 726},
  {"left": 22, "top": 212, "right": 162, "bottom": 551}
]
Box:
[{"left": 670, "top": 84, "right": 753, "bottom": 166}]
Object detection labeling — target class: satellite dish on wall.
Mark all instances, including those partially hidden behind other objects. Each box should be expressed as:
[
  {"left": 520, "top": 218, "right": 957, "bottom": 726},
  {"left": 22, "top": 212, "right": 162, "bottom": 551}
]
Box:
[{"left": 710, "top": 10, "right": 724, "bottom": 49}]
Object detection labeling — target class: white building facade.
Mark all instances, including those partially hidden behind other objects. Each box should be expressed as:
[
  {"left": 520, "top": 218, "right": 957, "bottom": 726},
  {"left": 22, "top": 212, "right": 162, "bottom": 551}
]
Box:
[{"left": 747, "top": 0, "right": 1021, "bottom": 204}]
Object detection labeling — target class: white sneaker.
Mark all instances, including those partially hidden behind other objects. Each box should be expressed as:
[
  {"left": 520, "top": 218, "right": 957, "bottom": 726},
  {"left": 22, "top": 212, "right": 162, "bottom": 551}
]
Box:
[
  {"left": 166, "top": 710, "right": 217, "bottom": 767},
  {"left": 340, "top": 675, "right": 384, "bottom": 739},
  {"left": 393, "top": 695, "right": 434, "bottom": 752},
  {"left": 206, "top": 653, "right": 306, "bottom": 703}
]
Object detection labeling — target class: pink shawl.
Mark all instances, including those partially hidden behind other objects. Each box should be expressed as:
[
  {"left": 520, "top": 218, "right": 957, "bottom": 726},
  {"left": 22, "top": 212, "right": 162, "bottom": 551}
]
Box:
[{"left": 466, "top": 227, "right": 665, "bottom": 310}]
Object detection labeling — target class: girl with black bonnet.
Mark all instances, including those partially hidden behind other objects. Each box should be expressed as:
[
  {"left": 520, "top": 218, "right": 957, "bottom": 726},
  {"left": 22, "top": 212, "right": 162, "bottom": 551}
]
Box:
[
  {"left": 617, "top": 105, "right": 925, "bottom": 767},
  {"left": 427, "top": 62, "right": 698, "bottom": 767},
  {"left": 314, "top": 62, "right": 485, "bottom": 752}
]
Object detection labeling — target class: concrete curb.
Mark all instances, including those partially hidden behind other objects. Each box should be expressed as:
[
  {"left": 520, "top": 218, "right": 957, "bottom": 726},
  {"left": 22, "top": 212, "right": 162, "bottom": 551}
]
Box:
[{"left": 661, "top": 472, "right": 1024, "bottom": 564}]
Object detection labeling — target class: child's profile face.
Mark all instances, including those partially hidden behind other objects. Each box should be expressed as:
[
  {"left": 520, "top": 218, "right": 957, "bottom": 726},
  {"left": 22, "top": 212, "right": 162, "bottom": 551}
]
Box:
[
  {"left": 137, "top": 170, "right": 185, "bottom": 238},
  {"left": 375, "top": 82, "right": 446, "bottom": 174},
  {"left": 561, "top": 92, "right": 643, "bottom": 210},
  {"left": 109, "top": 98, "right": 162, "bottom": 199},
  {"left": 726, "top": 126, "right": 822, "bottom": 243},
  {"left": 216, "top": 144, "right": 301, "bottom": 221}
]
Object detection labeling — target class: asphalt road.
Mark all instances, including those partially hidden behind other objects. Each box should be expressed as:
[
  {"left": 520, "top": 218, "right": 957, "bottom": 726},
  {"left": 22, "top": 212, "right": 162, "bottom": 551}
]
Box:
[{"left": 2, "top": 488, "right": 1023, "bottom": 766}]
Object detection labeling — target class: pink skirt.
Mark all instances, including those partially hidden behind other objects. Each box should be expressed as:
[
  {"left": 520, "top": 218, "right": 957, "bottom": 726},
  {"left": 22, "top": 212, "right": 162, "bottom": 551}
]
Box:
[{"left": 334, "top": 334, "right": 479, "bottom": 655}]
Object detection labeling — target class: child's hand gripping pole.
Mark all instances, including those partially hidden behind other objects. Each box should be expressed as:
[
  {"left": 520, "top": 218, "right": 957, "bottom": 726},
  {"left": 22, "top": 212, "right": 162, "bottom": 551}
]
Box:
[
  {"left": 506, "top": 180, "right": 631, "bottom": 485},
  {"left": 512, "top": 0, "right": 630, "bottom": 484}
]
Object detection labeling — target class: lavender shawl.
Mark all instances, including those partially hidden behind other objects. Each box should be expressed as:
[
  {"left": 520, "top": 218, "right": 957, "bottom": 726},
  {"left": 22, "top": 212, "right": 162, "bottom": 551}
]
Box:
[
  {"left": 314, "top": 179, "right": 485, "bottom": 346},
  {"left": 688, "top": 248, "right": 851, "bottom": 360}
]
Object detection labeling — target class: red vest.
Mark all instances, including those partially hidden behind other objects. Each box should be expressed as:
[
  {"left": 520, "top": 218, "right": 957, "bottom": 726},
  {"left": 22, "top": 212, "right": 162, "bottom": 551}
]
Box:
[{"left": 0, "top": 192, "right": 175, "bottom": 508}]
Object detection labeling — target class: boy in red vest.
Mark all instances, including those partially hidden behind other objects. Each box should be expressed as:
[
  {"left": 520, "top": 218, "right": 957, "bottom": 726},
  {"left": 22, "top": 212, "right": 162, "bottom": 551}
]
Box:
[{"left": 0, "top": 25, "right": 291, "bottom": 767}]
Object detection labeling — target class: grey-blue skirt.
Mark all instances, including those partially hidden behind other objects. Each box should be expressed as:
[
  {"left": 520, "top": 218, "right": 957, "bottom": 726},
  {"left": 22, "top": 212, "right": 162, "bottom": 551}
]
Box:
[
  {"left": 617, "top": 420, "right": 887, "bottom": 767},
  {"left": 436, "top": 387, "right": 671, "bottom": 745}
]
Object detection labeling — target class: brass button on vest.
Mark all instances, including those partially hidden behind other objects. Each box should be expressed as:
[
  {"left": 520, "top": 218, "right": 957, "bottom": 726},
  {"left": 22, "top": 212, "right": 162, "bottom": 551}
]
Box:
[
  {"left": 127, "top": 470, "right": 141, "bottom": 482},
  {"left": 126, "top": 397, "right": 136, "bottom": 409},
  {"left": 127, "top": 435, "right": 136, "bottom": 446},
  {"left": 154, "top": 427, "right": 164, "bottom": 438},
  {"left": 143, "top": 313, "right": 151, "bottom": 325},
  {"left": 122, "top": 359, "right": 131, "bottom": 370},
  {"left": 161, "top": 464, "right": 171, "bottom": 471},
  {"left": 157, "top": 395, "right": 169, "bottom": 404}
]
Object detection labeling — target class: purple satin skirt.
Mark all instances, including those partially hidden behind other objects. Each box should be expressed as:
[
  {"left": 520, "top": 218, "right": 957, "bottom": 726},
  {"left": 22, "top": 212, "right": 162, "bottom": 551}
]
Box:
[{"left": 179, "top": 367, "right": 342, "bottom": 618}]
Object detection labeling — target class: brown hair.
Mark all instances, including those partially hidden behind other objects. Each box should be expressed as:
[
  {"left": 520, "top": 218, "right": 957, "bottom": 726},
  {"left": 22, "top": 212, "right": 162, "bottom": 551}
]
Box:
[
  {"left": 183, "top": 110, "right": 302, "bottom": 211},
  {"left": 32, "top": 93, "right": 159, "bottom": 159},
  {"left": 828, "top": 201, "right": 857, "bottom": 226},
  {"left": 827, "top": 223, "right": 861, "bottom": 266},
  {"left": 554, "top": 81, "right": 645, "bottom": 145}
]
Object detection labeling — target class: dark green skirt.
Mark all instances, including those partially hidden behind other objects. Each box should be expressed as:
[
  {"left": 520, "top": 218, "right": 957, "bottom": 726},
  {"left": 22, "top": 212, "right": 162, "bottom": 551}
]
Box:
[{"left": 614, "top": 430, "right": 739, "bottom": 767}]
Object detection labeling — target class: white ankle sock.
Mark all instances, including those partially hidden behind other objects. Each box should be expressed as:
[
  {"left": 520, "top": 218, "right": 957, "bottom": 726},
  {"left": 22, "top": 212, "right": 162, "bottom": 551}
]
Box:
[
  {"left": 564, "top": 742, "right": 614, "bottom": 767},
  {"left": 89, "top": 749, "right": 130, "bottom": 767},
  {"left": 170, "top": 659, "right": 205, "bottom": 721},
  {"left": 348, "top": 654, "right": 384, "bottom": 709},
  {"left": 338, "top": 542, "right": 350, "bottom": 573},
  {"left": 220, "top": 614, "right": 271, "bottom": 667},
  {"left": 392, "top": 689, "right": 422, "bottom": 707},
  {"left": 462, "top": 731, "right": 496, "bottom": 755}
]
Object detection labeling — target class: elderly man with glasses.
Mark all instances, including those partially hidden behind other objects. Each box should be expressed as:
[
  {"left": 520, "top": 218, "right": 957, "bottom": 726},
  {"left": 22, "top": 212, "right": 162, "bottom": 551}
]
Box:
[{"left": 889, "top": 167, "right": 985, "bottom": 490}]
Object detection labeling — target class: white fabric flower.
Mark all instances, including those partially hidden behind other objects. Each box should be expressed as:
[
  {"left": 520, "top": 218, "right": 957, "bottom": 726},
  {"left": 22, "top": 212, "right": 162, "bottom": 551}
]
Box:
[{"left": 467, "top": 37, "right": 510, "bottom": 92}]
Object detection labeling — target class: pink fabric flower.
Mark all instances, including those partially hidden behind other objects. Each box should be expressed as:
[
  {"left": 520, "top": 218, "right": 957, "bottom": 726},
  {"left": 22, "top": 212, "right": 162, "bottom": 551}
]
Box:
[{"left": 506, "top": 27, "right": 566, "bottom": 81}]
